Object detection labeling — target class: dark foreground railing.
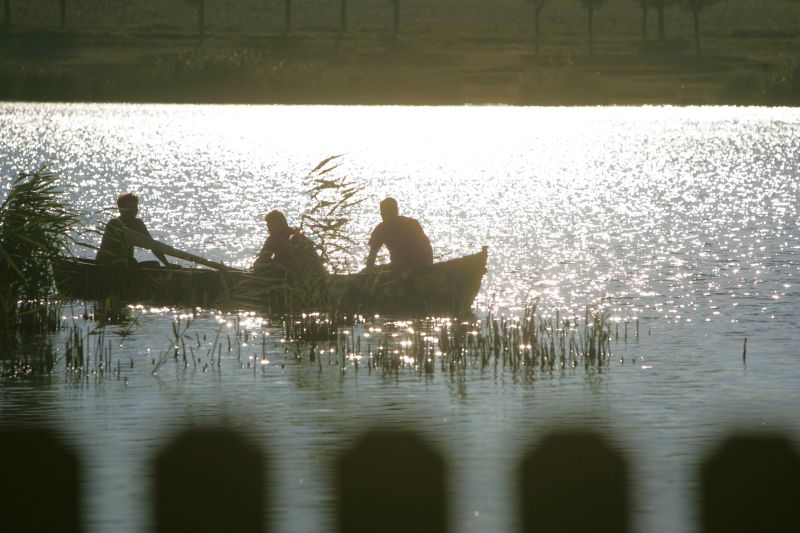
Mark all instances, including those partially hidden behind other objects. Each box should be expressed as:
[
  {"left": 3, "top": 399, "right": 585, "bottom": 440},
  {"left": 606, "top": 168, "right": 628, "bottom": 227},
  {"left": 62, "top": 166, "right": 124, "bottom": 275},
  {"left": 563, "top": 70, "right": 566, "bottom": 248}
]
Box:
[{"left": 1, "top": 428, "right": 798, "bottom": 533}]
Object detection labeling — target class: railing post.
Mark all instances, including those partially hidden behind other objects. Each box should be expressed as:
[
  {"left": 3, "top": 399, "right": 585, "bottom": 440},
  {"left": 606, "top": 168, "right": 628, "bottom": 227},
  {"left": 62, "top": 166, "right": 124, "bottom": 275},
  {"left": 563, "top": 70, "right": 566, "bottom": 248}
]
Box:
[
  {"left": 0, "top": 428, "right": 81, "bottom": 533},
  {"left": 701, "top": 433, "right": 800, "bottom": 533},
  {"left": 155, "top": 428, "right": 267, "bottom": 533},
  {"left": 338, "top": 430, "right": 446, "bottom": 533},
  {"left": 519, "top": 430, "right": 628, "bottom": 533}
]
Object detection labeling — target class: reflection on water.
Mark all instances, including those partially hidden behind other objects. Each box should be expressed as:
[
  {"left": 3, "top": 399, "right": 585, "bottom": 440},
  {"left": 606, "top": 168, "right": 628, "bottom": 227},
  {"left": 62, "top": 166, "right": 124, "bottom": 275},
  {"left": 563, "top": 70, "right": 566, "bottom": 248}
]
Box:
[
  {"left": 2, "top": 105, "right": 797, "bottom": 322},
  {"left": 1, "top": 104, "right": 800, "bottom": 533}
]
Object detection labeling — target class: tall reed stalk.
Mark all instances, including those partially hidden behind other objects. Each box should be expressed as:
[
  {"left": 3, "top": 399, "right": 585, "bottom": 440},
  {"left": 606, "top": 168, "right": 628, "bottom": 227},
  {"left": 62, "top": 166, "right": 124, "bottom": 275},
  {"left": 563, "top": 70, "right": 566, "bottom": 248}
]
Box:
[
  {"left": 300, "top": 154, "right": 366, "bottom": 275},
  {"left": 0, "top": 167, "right": 80, "bottom": 338}
]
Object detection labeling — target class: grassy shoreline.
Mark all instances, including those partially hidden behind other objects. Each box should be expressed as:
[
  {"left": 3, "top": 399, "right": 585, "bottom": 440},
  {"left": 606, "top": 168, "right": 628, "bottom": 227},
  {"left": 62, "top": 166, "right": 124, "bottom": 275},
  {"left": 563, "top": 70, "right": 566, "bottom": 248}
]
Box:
[{"left": 1, "top": 0, "right": 798, "bottom": 106}]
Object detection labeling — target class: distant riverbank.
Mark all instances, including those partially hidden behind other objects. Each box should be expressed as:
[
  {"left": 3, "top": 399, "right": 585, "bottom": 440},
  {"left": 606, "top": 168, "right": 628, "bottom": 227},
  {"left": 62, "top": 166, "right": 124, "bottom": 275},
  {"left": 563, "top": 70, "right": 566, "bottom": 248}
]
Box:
[{"left": 1, "top": 0, "right": 798, "bottom": 105}]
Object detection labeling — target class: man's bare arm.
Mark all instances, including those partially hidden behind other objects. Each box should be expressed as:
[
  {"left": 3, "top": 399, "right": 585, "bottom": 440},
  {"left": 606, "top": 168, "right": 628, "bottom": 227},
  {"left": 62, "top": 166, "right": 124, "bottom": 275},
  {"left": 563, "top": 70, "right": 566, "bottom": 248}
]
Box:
[
  {"left": 366, "top": 242, "right": 380, "bottom": 268},
  {"left": 141, "top": 225, "right": 171, "bottom": 266}
]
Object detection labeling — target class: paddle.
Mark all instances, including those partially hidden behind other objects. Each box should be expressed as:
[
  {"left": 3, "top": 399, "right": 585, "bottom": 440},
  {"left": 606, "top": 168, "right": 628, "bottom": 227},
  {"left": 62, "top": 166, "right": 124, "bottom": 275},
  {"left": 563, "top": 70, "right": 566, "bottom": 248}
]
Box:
[{"left": 119, "top": 227, "right": 242, "bottom": 272}]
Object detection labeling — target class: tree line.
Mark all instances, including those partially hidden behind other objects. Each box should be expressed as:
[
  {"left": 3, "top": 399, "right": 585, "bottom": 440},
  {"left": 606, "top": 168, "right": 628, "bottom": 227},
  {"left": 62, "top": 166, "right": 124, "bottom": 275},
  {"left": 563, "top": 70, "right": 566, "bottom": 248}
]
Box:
[
  {"left": 534, "top": 0, "right": 722, "bottom": 56},
  {"left": 1, "top": 0, "right": 724, "bottom": 56}
]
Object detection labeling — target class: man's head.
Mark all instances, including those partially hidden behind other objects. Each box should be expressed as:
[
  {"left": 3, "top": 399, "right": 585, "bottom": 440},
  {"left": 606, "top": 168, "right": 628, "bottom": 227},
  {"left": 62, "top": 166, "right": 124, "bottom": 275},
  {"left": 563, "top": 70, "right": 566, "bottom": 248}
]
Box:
[
  {"left": 117, "top": 192, "right": 139, "bottom": 216},
  {"left": 379, "top": 197, "right": 399, "bottom": 222},
  {"left": 264, "top": 210, "right": 290, "bottom": 236}
]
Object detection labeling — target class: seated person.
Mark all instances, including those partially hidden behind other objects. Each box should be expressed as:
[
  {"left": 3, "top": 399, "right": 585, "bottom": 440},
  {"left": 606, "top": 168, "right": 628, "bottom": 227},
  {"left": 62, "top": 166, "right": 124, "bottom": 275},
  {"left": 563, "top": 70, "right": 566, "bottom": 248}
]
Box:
[
  {"left": 254, "top": 210, "right": 325, "bottom": 280},
  {"left": 96, "top": 192, "right": 172, "bottom": 267},
  {"left": 366, "top": 197, "right": 433, "bottom": 272}
]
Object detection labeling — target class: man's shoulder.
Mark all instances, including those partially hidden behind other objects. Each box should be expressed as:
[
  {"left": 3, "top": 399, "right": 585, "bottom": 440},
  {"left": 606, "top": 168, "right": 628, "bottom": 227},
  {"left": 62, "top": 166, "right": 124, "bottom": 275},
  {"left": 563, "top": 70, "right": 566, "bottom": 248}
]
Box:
[
  {"left": 129, "top": 218, "right": 149, "bottom": 232},
  {"left": 104, "top": 217, "right": 128, "bottom": 234},
  {"left": 289, "top": 228, "right": 311, "bottom": 243},
  {"left": 370, "top": 221, "right": 387, "bottom": 236},
  {"left": 398, "top": 216, "right": 423, "bottom": 229},
  {"left": 109, "top": 216, "right": 146, "bottom": 227}
]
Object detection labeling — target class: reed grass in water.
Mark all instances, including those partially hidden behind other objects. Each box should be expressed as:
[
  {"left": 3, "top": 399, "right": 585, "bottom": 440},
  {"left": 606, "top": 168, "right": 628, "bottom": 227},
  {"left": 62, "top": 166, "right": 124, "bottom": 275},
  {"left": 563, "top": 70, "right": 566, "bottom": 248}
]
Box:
[
  {"left": 274, "top": 301, "right": 629, "bottom": 381},
  {"left": 0, "top": 166, "right": 81, "bottom": 339},
  {"left": 300, "top": 154, "right": 366, "bottom": 275},
  {"left": 1, "top": 302, "right": 643, "bottom": 387}
]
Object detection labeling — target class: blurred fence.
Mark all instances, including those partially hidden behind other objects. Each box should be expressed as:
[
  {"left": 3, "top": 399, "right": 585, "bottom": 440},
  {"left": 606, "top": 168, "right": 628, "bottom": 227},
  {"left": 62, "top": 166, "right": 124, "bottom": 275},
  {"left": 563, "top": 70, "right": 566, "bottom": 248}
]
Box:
[
  {"left": 1, "top": 427, "right": 798, "bottom": 532},
  {"left": 0, "top": 0, "right": 534, "bottom": 36},
  {"left": 0, "top": 0, "right": 661, "bottom": 41}
]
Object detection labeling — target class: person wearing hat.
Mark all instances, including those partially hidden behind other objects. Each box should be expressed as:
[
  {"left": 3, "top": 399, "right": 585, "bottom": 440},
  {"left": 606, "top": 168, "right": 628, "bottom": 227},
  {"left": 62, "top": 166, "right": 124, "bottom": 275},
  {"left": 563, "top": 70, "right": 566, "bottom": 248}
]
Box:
[
  {"left": 96, "top": 192, "right": 172, "bottom": 267},
  {"left": 366, "top": 197, "right": 432, "bottom": 272}
]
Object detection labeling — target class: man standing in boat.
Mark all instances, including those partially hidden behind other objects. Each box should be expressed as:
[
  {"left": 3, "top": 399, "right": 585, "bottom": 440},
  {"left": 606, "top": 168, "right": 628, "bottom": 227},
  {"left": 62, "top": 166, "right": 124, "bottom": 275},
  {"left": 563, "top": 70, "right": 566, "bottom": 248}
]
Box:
[
  {"left": 366, "top": 197, "right": 433, "bottom": 272},
  {"left": 254, "top": 210, "right": 325, "bottom": 280},
  {"left": 96, "top": 192, "right": 172, "bottom": 267}
]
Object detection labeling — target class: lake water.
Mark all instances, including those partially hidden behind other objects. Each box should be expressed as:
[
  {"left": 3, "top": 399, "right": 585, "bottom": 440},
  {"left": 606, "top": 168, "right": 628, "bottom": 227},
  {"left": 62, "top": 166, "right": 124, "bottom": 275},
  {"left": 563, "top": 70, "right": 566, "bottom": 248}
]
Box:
[{"left": 1, "top": 103, "right": 799, "bottom": 532}]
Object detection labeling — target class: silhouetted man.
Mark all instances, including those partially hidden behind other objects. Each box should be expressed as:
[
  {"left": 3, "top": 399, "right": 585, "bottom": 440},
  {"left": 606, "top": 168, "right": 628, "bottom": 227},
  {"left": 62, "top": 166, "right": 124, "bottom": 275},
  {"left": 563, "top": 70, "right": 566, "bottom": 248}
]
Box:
[
  {"left": 254, "top": 210, "right": 324, "bottom": 278},
  {"left": 96, "top": 192, "right": 172, "bottom": 267},
  {"left": 366, "top": 197, "right": 432, "bottom": 271}
]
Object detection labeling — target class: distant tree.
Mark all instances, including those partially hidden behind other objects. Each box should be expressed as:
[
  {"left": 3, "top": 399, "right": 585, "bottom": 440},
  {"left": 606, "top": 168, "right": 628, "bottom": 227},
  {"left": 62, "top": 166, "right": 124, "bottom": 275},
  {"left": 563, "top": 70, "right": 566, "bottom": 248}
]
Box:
[
  {"left": 528, "top": 0, "right": 548, "bottom": 56},
  {"left": 389, "top": 0, "right": 399, "bottom": 35},
  {"left": 685, "top": 0, "right": 720, "bottom": 56},
  {"left": 3, "top": 0, "right": 10, "bottom": 29},
  {"left": 183, "top": 0, "right": 205, "bottom": 42},
  {"left": 634, "top": 0, "right": 648, "bottom": 42},
  {"left": 59, "top": 0, "right": 65, "bottom": 30},
  {"left": 578, "top": 0, "right": 607, "bottom": 55},
  {"left": 285, "top": 0, "right": 292, "bottom": 33},
  {"left": 340, "top": 0, "right": 347, "bottom": 32},
  {"left": 650, "top": 0, "right": 678, "bottom": 41},
  {"left": 198, "top": 0, "right": 205, "bottom": 42}
]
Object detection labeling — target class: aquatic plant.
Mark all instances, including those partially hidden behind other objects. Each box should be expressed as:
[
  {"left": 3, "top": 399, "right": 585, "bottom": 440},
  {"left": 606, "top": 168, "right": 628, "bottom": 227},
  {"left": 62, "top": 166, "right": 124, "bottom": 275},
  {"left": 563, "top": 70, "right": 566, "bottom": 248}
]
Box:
[
  {"left": 0, "top": 166, "right": 81, "bottom": 338},
  {"left": 300, "top": 154, "right": 366, "bottom": 275},
  {"left": 0, "top": 337, "right": 58, "bottom": 379},
  {"left": 150, "top": 314, "right": 196, "bottom": 375},
  {"left": 269, "top": 301, "right": 627, "bottom": 381}
]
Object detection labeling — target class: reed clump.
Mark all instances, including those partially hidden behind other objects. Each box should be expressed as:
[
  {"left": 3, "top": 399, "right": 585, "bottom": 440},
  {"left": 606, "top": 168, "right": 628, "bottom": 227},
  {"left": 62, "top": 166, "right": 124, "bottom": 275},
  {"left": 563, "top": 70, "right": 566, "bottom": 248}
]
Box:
[
  {"left": 0, "top": 166, "right": 81, "bottom": 341},
  {"left": 271, "top": 302, "right": 632, "bottom": 381},
  {"left": 2, "top": 321, "right": 117, "bottom": 382},
  {"left": 0, "top": 302, "right": 639, "bottom": 386},
  {"left": 300, "top": 154, "right": 366, "bottom": 275},
  {"left": 0, "top": 338, "right": 57, "bottom": 379}
]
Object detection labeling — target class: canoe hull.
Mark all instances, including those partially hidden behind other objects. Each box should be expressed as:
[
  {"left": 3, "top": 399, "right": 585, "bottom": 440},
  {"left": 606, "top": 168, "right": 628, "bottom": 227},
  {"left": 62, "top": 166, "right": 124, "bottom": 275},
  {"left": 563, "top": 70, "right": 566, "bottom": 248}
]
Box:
[{"left": 54, "top": 248, "right": 487, "bottom": 317}]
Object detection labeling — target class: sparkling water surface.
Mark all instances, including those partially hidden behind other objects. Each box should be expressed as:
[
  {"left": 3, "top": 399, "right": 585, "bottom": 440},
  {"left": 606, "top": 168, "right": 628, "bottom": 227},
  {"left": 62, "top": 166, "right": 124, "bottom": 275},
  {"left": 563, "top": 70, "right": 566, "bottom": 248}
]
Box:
[{"left": 1, "top": 104, "right": 799, "bottom": 533}]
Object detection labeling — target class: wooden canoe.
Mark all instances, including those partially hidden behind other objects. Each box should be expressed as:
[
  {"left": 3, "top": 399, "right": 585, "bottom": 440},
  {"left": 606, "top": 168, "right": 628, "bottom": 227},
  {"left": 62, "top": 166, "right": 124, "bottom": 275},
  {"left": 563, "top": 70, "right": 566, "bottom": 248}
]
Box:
[{"left": 53, "top": 247, "right": 488, "bottom": 317}]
